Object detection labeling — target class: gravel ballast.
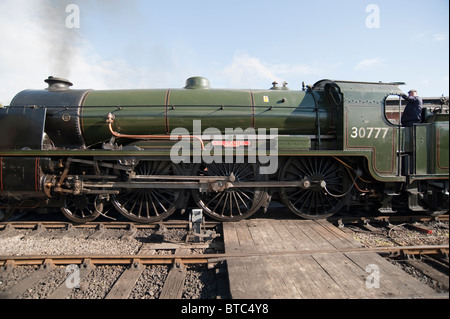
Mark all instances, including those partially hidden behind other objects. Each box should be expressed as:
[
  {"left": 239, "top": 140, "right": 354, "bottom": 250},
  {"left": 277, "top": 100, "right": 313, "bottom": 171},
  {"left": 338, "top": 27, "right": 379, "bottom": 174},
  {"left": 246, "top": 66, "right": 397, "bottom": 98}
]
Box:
[{"left": 0, "top": 225, "right": 223, "bottom": 299}]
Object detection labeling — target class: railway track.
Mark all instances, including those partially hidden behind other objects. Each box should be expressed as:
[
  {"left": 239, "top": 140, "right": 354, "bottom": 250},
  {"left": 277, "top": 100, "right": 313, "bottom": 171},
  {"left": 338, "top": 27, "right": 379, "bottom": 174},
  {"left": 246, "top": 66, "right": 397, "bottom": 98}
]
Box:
[
  {"left": 0, "top": 213, "right": 446, "bottom": 231},
  {"left": 0, "top": 217, "right": 226, "bottom": 299},
  {"left": 0, "top": 214, "right": 448, "bottom": 299},
  {"left": 0, "top": 244, "right": 447, "bottom": 299},
  {"left": 1, "top": 244, "right": 448, "bottom": 266},
  {"left": 0, "top": 246, "right": 227, "bottom": 299},
  {"left": 0, "top": 220, "right": 220, "bottom": 230},
  {"left": 330, "top": 213, "right": 449, "bottom": 224}
]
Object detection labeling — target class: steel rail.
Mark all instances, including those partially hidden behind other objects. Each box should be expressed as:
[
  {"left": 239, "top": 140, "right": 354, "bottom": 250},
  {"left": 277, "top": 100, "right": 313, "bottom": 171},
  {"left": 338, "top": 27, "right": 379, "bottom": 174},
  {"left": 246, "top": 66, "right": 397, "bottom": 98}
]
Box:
[
  {"left": 0, "top": 220, "right": 220, "bottom": 230},
  {"left": 1, "top": 245, "right": 447, "bottom": 267},
  {"left": 328, "top": 214, "right": 449, "bottom": 224},
  {"left": 1, "top": 214, "right": 446, "bottom": 230}
]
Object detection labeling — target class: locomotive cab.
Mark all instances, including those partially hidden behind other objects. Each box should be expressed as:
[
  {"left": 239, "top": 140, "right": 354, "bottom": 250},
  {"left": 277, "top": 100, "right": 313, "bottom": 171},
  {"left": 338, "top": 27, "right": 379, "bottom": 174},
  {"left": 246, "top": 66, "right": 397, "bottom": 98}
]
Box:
[{"left": 384, "top": 94, "right": 449, "bottom": 214}]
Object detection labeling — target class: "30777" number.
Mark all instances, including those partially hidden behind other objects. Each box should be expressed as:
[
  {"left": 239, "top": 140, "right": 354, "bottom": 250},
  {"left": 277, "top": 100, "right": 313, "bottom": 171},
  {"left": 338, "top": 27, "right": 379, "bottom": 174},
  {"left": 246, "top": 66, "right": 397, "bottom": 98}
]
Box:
[{"left": 350, "top": 127, "right": 389, "bottom": 139}]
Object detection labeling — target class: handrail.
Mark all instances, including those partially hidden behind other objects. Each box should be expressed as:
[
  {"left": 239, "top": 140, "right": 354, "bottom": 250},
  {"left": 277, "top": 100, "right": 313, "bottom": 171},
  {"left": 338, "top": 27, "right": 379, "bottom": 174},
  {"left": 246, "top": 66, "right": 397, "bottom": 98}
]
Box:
[{"left": 106, "top": 113, "right": 205, "bottom": 149}]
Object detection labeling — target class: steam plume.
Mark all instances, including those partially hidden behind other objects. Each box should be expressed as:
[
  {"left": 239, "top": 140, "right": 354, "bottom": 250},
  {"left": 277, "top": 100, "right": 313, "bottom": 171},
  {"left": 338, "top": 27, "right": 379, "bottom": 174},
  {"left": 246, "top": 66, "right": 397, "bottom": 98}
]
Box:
[{"left": 38, "top": 0, "right": 80, "bottom": 78}]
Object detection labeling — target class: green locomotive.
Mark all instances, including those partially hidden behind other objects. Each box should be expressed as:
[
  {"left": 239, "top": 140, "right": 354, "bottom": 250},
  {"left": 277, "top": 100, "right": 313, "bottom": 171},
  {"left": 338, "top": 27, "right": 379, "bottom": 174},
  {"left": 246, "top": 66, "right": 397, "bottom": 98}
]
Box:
[{"left": 0, "top": 76, "right": 448, "bottom": 222}]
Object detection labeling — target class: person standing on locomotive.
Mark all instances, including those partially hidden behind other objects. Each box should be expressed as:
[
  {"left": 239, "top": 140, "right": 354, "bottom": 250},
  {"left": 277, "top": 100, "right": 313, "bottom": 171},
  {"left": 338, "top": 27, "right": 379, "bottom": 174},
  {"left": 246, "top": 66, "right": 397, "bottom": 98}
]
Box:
[{"left": 400, "top": 89, "right": 423, "bottom": 127}]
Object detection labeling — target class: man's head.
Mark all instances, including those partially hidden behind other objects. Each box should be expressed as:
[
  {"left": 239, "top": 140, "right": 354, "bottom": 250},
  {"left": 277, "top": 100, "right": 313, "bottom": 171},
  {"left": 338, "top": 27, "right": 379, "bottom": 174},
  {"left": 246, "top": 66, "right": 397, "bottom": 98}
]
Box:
[{"left": 408, "top": 89, "right": 418, "bottom": 97}]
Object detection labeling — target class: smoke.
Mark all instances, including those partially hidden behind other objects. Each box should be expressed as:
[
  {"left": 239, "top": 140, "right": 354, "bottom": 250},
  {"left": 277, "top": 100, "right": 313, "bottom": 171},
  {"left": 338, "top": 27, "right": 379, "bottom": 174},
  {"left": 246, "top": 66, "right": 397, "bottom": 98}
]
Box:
[
  {"left": 37, "top": 0, "right": 81, "bottom": 78},
  {"left": 1, "top": 0, "right": 329, "bottom": 105},
  {"left": 0, "top": 0, "right": 137, "bottom": 104}
]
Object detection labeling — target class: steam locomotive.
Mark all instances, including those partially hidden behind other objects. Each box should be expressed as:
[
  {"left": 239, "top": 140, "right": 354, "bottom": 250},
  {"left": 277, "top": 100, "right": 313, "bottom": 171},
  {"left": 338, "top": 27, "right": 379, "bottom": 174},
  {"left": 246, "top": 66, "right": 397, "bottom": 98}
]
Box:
[{"left": 0, "top": 76, "right": 448, "bottom": 223}]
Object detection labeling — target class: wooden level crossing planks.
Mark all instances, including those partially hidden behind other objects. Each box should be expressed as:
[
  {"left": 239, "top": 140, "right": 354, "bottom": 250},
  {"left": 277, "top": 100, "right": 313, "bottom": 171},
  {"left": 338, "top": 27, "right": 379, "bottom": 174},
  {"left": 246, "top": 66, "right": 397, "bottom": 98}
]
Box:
[
  {"left": 223, "top": 219, "right": 438, "bottom": 299},
  {"left": 47, "top": 262, "right": 94, "bottom": 299},
  {"left": 159, "top": 248, "right": 189, "bottom": 299},
  {"left": 104, "top": 265, "right": 145, "bottom": 299},
  {"left": 0, "top": 267, "right": 51, "bottom": 299}
]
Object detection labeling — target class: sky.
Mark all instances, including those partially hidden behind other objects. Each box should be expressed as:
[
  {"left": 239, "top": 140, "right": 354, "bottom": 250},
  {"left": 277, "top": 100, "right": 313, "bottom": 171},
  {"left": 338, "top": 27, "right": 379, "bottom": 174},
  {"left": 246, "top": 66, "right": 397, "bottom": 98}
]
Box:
[{"left": 0, "top": 0, "right": 448, "bottom": 105}]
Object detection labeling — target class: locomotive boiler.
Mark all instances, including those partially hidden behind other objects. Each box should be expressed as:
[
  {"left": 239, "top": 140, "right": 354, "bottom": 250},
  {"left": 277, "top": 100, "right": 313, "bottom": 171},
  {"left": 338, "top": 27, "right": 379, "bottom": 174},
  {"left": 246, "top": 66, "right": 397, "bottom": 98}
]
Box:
[{"left": 0, "top": 76, "right": 448, "bottom": 223}]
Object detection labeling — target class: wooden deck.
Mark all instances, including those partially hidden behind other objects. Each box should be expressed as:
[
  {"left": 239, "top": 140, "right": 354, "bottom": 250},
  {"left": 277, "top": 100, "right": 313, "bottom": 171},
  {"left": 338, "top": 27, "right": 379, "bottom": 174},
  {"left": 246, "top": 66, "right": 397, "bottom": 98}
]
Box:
[{"left": 223, "top": 219, "right": 439, "bottom": 299}]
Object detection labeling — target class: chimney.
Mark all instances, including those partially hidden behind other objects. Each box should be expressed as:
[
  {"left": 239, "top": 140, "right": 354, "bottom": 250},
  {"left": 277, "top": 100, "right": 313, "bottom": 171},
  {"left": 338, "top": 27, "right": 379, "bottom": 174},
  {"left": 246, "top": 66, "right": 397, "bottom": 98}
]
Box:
[{"left": 45, "top": 76, "right": 73, "bottom": 91}]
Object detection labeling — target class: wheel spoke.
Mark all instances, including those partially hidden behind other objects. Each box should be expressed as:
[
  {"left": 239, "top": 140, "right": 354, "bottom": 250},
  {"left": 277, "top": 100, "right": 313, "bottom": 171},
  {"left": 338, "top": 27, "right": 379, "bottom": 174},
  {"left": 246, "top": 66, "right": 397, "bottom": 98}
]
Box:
[
  {"left": 112, "top": 161, "right": 182, "bottom": 223},
  {"left": 149, "top": 192, "right": 160, "bottom": 216},
  {"left": 280, "top": 157, "right": 350, "bottom": 219},
  {"left": 61, "top": 195, "right": 101, "bottom": 223},
  {"left": 212, "top": 192, "right": 227, "bottom": 214},
  {"left": 206, "top": 191, "right": 225, "bottom": 207},
  {"left": 192, "top": 160, "right": 268, "bottom": 222},
  {"left": 232, "top": 192, "right": 243, "bottom": 216},
  {"left": 235, "top": 191, "right": 250, "bottom": 210}
]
